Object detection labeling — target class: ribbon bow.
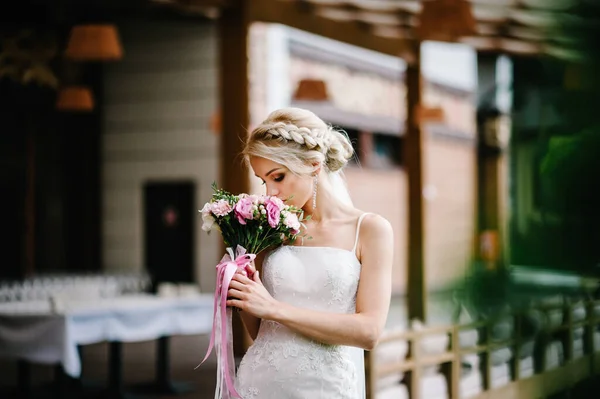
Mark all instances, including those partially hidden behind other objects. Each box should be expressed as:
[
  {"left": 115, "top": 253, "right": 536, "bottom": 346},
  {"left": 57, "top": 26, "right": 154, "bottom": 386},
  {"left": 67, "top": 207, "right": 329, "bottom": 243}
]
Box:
[{"left": 197, "top": 245, "right": 256, "bottom": 399}]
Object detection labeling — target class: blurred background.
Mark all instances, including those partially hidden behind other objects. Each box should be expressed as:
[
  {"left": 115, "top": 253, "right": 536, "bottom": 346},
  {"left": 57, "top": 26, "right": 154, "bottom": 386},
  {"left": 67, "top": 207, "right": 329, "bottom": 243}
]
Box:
[{"left": 1, "top": 0, "right": 600, "bottom": 398}]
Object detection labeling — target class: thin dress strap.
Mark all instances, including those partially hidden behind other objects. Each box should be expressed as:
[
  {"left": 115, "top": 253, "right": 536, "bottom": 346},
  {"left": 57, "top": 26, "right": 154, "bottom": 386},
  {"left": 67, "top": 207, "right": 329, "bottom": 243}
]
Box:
[{"left": 352, "top": 213, "right": 370, "bottom": 254}]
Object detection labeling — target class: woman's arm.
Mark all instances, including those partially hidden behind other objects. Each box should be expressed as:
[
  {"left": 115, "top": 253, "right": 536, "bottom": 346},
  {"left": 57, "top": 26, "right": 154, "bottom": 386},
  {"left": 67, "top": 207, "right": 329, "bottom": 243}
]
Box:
[{"left": 227, "top": 214, "right": 393, "bottom": 350}]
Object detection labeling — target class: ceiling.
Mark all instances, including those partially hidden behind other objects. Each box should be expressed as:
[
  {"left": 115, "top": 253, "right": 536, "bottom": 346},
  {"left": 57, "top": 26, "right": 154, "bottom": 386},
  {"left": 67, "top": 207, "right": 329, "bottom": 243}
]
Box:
[{"left": 153, "top": 0, "right": 597, "bottom": 61}]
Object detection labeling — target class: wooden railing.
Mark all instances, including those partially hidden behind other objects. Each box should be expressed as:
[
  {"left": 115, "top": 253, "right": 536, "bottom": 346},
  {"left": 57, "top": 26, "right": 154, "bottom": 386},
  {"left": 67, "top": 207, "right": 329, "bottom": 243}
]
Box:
[{"left": 366, "top": 299, "right": 600, "bottom": 399}]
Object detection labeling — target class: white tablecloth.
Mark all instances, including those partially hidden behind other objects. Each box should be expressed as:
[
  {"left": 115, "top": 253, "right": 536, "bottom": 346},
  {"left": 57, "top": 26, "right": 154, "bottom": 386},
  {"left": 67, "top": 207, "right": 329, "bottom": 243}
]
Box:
[{"left": 0, "top": 294, "right": 214, "bottom": 377}]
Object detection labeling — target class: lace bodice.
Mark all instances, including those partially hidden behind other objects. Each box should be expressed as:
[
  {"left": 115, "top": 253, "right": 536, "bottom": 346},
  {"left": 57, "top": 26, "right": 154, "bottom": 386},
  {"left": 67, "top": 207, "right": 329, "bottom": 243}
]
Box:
[
  {"left": 235, "top": 215, "right": 369, "bottom": 399},
  {"left": 263, "top": 246, "right": 361, "bottom": 312}
]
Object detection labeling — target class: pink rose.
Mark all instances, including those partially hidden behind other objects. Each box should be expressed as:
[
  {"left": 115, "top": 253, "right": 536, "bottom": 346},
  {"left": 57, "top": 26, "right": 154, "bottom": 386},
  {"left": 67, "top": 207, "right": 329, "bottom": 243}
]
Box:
[
  {"left": 266, "top": 199, "right": 282, "bottom": 228},
  {"left": 234, "top": 197, "right": 255, "bottom": 225},
  {"left": 268, "top": 196, "right": 285, "bottom": 211},
  {"left": 211, "top": 200, "right": 233, "bottom": 217}
]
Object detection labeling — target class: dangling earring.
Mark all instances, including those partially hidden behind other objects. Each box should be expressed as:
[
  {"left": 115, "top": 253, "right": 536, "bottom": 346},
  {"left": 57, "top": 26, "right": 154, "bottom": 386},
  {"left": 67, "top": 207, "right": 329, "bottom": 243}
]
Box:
[{"left": 312, "top": 175, "right": 318, "bottom": 209}]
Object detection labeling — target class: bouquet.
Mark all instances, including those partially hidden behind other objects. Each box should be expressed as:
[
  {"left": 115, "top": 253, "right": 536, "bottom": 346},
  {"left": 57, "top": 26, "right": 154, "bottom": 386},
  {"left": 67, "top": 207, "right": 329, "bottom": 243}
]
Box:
[
  {"left": 200, "top": 182, "right": 305, "bottom": 256},
  {"left": 196, "top": 183, "right": 306, "bottom": 399}
]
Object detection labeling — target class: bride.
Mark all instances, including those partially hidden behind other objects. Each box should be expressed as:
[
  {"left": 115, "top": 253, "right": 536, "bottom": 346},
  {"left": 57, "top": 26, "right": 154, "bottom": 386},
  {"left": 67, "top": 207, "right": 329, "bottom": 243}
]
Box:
[{"left": 226, "top": 107, "right": 393, "bottom": 399}]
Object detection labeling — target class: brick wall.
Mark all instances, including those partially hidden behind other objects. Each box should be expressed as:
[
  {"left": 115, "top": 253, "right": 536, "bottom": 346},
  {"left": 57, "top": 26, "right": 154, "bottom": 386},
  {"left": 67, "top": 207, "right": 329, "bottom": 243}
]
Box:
[
  {"left": 342, "top": 134, "right": 475, "bottom": 294},
  {"left": 423, "top": 135, "right": 476, "bottom": 290},
  {"left": 289, "top": 57, "right": 405, "bottom": 120},
  {"left": 289, "top": 55, "right": 475, "bottom": 138}
]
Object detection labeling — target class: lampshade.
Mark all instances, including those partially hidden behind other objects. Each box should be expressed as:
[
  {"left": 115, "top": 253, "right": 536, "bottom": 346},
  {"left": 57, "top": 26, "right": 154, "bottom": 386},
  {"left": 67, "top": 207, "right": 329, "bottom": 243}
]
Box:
[
  {"left": 414, "top": 105, "right": 445, "bottom": 124},
  {"left": 293, "top": 79, "right": 329, "bottom": 101},
  {"left": 65, "top": 24, "right": 123, "bottom": 61},
  {"left": 417, "top": 0, "right": 476, "bottom": 42},
  {"left": 56, "top": 86, "right": 95, "bottom": 112}
]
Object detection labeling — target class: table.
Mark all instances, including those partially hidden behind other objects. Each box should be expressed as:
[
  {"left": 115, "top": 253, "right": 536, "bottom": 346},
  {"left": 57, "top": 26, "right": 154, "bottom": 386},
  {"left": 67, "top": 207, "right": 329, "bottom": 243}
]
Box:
[{"left": 0, "top": 294, "right": 214, "bottom": 398}]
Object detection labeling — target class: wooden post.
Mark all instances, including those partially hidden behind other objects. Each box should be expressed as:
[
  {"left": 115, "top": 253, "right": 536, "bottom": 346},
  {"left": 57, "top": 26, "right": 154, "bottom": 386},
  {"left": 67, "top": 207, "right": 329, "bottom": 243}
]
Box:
[
  {"left": 358, "top": 131, "right": 374, "bottom": 168},
  {"left": 219, "top": 1, "right": 250, "bottom": 196},
  {"left": 475, "top": 53, "right": 508, "bottom": 269},
  {"left": 450, "top": 326, "right": 460, "bottom": 399},
  {"left": 364, "top": 350, "right": 376, "bottom": 399},
  {"left": 407, "top": 334, "right": 422, "bottom": 399},
  {"left": 404, "top": 43, "right": 426, "bottom": 323},
  {"left": 218, "top": 0, "right": 252, "bottom": 357}
]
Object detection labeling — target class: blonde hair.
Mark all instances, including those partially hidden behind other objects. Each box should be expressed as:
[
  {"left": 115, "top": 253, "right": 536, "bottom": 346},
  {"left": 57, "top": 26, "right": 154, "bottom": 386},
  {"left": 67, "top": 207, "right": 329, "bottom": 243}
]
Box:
[{"left": 243, "top": 107, "right": 354, "bottom": 175}]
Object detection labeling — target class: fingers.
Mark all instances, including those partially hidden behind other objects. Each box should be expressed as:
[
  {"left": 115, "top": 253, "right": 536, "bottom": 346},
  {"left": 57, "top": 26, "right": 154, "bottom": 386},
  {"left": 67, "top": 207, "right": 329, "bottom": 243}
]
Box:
[
  {"left": 231, "top": 273, "right": 253, "bottom": 284},
  {"left": 228, "top": 280, "right": 246, "bottom": 291},
  {"left": 253, "top": 270, "right": 261, "bottom": 283},
  {"left": 234, "top": 269, "right": 247, "bottom": 277},
  {"left": 226, "top": 299, "right": 243, "bottom": 309},
  {"left": 227, "top": 288, "right": 245, "bottom": 300},
  {"left": 234, "top": 264, "right": 255, "bottom": 277}
]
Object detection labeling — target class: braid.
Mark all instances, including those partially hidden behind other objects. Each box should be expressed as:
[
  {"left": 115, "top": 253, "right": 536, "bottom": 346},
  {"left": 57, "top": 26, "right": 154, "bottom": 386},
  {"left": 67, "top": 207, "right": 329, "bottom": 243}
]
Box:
[
  {"left": 244, "top": 107, "right": 354, "bottom": 173},
  {"left": 259, "top": 122, "right": 329, "bottom": 154}
]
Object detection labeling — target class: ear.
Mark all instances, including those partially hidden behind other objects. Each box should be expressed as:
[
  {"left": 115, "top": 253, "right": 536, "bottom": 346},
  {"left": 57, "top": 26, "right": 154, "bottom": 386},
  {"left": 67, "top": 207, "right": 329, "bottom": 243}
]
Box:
[{"left": 312, "top": 162, "right": 322, "bottom": 176}]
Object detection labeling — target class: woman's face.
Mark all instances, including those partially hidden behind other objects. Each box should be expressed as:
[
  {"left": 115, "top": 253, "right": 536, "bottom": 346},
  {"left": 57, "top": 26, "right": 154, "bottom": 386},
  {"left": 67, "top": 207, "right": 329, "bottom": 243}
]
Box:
[{"left": 250, "top": 156, "right": 313, "bottom": 208}]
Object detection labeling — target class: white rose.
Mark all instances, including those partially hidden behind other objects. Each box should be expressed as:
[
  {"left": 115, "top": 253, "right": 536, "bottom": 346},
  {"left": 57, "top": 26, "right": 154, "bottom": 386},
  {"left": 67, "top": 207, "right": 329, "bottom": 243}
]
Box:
[{"left": 202, "top": 213, "right": 216, "bottom": 232}]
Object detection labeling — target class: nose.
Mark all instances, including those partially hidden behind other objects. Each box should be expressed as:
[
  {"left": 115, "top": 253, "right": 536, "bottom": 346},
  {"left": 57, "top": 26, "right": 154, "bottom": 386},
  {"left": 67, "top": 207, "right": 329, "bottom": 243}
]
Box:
[{"left": 266, "top": 184, "right": 279, "bottom": 197}]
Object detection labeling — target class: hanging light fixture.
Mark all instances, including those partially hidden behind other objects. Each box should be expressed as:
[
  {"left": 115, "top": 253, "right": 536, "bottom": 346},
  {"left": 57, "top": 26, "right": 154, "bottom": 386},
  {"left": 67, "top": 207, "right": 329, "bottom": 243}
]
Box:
[
  {"left": 56, "top": 86, "right": 95, "bottom": 112},
  {"left": 414, "top": 105, "right": 445, "bottom": 124},
  {"left": 64, "top": 24, "right": 123, "bottom": 61},
  {"left": 293, "top": 79, "right": 329, "bottom": 102},
  {"left": 417, "top": 0, "right": 476, "bottom": 42}
]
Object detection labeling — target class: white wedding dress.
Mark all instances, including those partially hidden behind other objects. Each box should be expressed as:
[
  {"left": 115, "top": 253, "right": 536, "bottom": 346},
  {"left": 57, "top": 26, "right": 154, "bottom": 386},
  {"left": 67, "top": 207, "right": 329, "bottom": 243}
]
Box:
[{"left": 235, "top": 214, "right": 370, "bottom": 399}]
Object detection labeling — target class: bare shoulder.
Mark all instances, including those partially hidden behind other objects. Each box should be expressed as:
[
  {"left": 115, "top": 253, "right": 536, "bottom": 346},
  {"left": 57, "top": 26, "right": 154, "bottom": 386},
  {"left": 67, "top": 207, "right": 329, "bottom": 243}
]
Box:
[
  {"left": 360, "top": 213, "right": 393, "bottom": 240},
  {"left": 355, "top": 213, "right": 393, "bottom": 266}
]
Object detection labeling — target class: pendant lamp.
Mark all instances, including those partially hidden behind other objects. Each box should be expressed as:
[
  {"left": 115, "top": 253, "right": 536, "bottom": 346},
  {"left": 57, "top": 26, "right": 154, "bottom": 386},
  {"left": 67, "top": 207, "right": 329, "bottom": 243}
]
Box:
[
  {"left": 56, "top": 86, "right": 95, "bottom": 112},
  {"left": 64, "top": 24, "right": 123, "bottom": 61}
]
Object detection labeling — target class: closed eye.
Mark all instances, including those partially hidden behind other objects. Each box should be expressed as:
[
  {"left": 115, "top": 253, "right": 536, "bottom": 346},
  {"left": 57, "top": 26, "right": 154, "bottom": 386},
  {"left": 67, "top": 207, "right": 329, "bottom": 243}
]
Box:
[{"left": 273, "top": 175, "right": 284, "bottom": 182}]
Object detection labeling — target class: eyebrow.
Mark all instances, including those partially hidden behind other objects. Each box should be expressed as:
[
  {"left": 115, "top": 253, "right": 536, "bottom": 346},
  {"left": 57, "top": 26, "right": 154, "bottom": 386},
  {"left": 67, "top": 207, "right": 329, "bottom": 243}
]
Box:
[
  {"left": 265, "top": 168, "right": 282, "bottom": 177},
  {"left": 254, "top": 168, "right": 283, "bottom": 179}
]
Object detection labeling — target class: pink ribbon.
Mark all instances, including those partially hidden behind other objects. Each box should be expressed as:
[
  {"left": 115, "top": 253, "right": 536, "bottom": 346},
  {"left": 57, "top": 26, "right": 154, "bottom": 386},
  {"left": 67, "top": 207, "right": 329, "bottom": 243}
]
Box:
[{"left": 196, "top": 245, "right": 256, "bottom": 399}]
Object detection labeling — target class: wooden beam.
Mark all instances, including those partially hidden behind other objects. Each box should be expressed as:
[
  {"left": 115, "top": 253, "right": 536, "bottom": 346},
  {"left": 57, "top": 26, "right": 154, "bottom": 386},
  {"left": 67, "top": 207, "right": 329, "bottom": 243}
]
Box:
[
  {"left": 174, "top": 0, "right": 232, "bottom": 7},
  {"left": 218, "top": 0, "right": 252, "bottom": 357},
  {"left": 404, "top": 43, "right": 426, "bottom": 323},
  {"left": 248, "top": 0, "right": 414, "bottom": 60}
]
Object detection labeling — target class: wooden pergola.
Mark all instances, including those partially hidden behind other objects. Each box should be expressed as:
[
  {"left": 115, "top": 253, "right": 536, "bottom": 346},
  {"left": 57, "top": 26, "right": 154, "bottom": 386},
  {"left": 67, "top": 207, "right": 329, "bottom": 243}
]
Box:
[{"left": 154, "top": 0, "right": 583, "bottom": 352}]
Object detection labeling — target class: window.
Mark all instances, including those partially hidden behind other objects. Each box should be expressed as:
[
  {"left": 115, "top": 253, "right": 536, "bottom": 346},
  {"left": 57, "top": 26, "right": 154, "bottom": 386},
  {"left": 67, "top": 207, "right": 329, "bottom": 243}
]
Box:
[
  {"left": 320, "top": 122, "right": 402, "bottom": 169},
  {"left": 371, "top": 133, "right": 403, "bottom": 169}
]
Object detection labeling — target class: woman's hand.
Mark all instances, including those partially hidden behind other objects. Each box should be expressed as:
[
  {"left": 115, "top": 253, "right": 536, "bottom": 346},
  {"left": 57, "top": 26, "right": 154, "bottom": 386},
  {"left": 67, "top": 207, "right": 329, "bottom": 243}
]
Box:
[
  {"left": 227, "top": 271, "right": 278, "bottom": 319},
  {"left": 243, "top": 261, "right": 256, "bottom": 279}
]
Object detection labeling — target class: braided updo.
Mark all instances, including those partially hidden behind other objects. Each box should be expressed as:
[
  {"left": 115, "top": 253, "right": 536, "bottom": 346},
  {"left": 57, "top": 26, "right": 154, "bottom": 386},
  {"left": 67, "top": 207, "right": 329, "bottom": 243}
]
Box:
[{"left": 243, "top": 108, "right": 354, "bottom": 175}]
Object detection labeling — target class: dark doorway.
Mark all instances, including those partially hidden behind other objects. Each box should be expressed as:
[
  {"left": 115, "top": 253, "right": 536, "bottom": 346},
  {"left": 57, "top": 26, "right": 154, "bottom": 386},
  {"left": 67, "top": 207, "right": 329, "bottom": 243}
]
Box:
[{"left": 143, "top": 182, "right": 195, "bottom": 290}]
